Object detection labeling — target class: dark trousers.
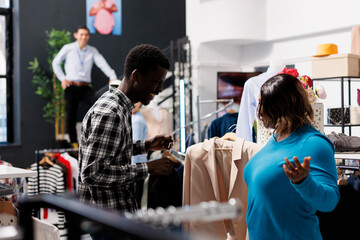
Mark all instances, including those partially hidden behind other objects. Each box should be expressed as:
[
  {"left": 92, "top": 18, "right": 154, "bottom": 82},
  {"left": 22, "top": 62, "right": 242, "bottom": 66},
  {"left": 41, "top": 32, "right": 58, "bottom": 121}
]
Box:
[{"left": 64, "top": 85, "right": 96, "bottom": 143}]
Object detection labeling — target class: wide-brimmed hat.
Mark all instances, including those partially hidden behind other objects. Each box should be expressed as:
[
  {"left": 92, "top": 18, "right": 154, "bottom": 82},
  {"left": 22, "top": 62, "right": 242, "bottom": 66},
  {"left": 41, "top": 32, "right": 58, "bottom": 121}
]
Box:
[{"left": 313, "top": 43, "right": 338, "bottom": 57}]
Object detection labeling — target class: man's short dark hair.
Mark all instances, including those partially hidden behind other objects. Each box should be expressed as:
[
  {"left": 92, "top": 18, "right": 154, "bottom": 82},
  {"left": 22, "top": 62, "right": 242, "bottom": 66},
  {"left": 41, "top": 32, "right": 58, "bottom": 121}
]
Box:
[
  {"left": 124, "top": 44, "right": 170, "bottom": 79},
  {"left": 75, "top": 25, "right": 89, "bottom": 33}
]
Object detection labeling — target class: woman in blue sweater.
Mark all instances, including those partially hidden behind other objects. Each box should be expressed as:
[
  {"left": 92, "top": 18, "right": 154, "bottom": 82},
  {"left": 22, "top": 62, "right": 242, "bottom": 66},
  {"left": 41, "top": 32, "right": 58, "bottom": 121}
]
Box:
[{"left": 244, "top": 74, "right": 339, "bottom": 240}]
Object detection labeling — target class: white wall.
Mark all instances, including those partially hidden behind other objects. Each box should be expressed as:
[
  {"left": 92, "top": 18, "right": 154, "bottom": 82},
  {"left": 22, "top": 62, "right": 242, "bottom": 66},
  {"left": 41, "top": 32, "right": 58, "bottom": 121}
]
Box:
[{"left": 187, "top": 0, "right": 360, "bottom": 138}]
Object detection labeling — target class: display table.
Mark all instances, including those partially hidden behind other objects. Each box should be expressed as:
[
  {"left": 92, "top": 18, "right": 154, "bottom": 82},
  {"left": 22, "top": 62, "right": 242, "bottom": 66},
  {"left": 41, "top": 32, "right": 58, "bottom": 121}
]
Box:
[{"left": 0, "top": 165, "right": 36, "bottom": 179}]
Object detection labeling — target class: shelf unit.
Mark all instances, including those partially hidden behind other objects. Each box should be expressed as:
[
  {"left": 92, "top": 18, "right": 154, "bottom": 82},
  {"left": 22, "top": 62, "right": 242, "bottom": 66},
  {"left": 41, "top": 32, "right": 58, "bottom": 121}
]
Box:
[
  {"left": 335, "top": 152, "right": 360, "bottom": 171},
  {"left": 313, "top": 76, "right": 360, "bottom": 135}
]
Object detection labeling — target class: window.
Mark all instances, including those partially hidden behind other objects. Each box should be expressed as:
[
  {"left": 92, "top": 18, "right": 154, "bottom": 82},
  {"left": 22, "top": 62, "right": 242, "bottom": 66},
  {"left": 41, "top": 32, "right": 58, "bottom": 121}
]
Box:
[{"left": 0, "top": 0, "right": 12, "bottom": 143}]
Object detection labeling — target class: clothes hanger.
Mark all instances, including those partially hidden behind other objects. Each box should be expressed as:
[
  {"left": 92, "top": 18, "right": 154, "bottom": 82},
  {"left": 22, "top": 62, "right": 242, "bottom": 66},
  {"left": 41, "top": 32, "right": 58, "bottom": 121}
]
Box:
[
  {"left": 38, "top": 156, "right": 54, "bottom": 166},
  {"left": 221, "top": 132, "right": 237, "bottom": 141},
  {"left": 227, "top": 108, "right": 236, "bottom": 114}
]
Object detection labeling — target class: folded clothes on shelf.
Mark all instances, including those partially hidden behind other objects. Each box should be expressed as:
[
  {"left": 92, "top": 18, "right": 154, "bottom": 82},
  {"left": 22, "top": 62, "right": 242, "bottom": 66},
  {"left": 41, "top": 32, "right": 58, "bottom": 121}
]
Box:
[{"left": 327, "top": 131, "right": 360, "bottom": 152}]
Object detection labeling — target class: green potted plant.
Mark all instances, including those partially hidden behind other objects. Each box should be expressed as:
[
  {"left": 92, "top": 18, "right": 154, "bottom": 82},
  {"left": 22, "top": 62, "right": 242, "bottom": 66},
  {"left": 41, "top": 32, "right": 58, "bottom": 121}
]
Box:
[{"left": 29, "top": 29, "right": 72, "bottom": 142}]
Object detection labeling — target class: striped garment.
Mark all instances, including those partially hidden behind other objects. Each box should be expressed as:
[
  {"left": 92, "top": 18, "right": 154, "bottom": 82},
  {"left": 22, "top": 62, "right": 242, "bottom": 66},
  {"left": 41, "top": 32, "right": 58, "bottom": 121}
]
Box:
[
  {"left": 78, "top": 86, "right": 148, "bottom": 213},
  {"left": 28, "top": 163, "right": 66, "bottom": 236}
]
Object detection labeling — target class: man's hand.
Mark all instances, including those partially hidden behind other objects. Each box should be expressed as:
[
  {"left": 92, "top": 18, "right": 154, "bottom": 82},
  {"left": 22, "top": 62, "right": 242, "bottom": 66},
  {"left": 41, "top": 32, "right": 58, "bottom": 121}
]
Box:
[
  {"left": 145, "top": 134, "right": 173, "bottom": 151},
  {"left": 61, "top": 79, "right": 69, "bottom": 90},
  {"left": 146, "top": 158, "right": 173, "bottom": 176},
  {"left": 283, "top": 156, "right": 311, "bottom": 184}
]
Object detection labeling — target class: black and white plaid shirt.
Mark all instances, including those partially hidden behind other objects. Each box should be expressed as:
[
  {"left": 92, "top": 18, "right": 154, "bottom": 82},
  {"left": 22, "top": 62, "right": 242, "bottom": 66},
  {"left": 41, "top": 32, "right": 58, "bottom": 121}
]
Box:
[{"left": 78, "top": 86, "right": 148, "bottom": 212}]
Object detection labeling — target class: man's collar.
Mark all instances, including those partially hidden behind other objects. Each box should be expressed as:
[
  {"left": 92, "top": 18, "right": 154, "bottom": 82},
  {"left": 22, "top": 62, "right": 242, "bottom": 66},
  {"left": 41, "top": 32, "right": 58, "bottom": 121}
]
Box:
[
  {"left": 110, "top": 86, "right": 134, "bottom": 111},
  {"left": 75, "top": 41, "right": 88, "bottom": 51}
]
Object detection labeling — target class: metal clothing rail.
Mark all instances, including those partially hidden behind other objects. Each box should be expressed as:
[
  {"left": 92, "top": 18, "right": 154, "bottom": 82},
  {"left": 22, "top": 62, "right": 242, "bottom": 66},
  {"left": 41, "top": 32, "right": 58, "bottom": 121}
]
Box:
[
  {"left": 125, "top": 198, "right": 242, "bottom": 227},
  {"left": 18, "top": 194, "right": 185, "bottom": 240},
  {"left": 171, "top": 98, "right": 234, "bottom": 135}
]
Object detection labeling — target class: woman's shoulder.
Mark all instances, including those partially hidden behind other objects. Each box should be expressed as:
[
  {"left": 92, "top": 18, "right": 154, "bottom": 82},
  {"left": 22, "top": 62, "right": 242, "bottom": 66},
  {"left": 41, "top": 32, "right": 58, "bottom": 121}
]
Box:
[{"left": 300, "top": 125, "right": 334, "bottom": 151}]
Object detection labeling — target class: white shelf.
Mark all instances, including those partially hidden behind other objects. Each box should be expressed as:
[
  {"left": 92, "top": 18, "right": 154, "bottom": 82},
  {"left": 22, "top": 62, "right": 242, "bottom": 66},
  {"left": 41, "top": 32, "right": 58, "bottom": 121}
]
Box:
[
  {"left": 335, "top": 152, "right": 360, "bottom": 160},
  {"left": 0, "top": 165, "right": 37, "bottom": 178}
]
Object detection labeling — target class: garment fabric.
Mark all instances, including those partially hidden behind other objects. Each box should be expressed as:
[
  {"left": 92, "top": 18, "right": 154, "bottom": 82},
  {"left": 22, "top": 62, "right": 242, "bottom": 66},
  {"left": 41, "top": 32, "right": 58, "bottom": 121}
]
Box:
[
  {"left": 140, "top": 107, "right": 171, "bottom": 139},
  {"left": 327, "top": 131, "right": 360, "bottom": 152},
  {"left": 316, "top": 185, "right": 360, "bottom": 240},
  {"left": 131, "top": 111, "right": 148, "bottom": 164},
  {"left": 52, "top": 42, "right": 116, "bottom": 83},
  {"left": 347, "top": 174, "right": 360, "bottom": 191},
  {"left": 244, "top": 124, "right": 339, "bottom": 240},
  {"left": 183, "top": 137, "right": 261, "bottom": 240},
  {"left": 78, "top": 87, "right": 148, "bottom": 213},
  {"left": 61, "top": 152, "right": 80, "bottom": 191},
  {"left": 28, "top": 163, "right": 66, "bottom": 236},
  {"left": 33, "top": 217, "right": 61, "bottom": 240},
  {"left": 235, "top": 70, "right": 277, "bottom": 141},
  {"left": 147, "top": 169, "right": 182, "bottom": 209},
  {"left": 351, "top": 25, "right": 360, "bottom": 75},
  {"left": 185, "top": 132, "right": 196, "bottom": 149},
  {"left": 54, "top": 153, "right": 73, "bottom": 192},
  {"left": 92, "top": 0, "right": 115, "bottom": 35},
  {"left": 207, "top": 112, "right": 239, "bottom": 139}
]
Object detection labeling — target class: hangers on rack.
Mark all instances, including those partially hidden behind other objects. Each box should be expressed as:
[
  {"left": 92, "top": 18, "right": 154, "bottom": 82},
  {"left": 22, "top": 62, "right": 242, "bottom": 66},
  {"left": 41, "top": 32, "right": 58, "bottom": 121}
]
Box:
[
  {"left": 38, "top": 148, "right": 79, "bottom": 154},
  {"left": 38, "top": 156, "right": 54, "bottom": 166},
  {"left": 171, "top": 98, "right": 234, "bottom": 135}
]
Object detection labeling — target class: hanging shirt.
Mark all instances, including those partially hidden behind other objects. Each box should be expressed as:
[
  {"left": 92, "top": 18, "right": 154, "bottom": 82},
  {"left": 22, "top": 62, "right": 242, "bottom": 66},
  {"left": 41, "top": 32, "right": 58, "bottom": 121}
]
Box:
[
  {"left": 131, "top": 111, "right": 148, "bottom": 164},
  {"left": 28, "top": 163, "right": 66, "bottom": 236},
  {"left": 207, "top": 112, "right": 239, "bottom": 139},
  {"left": 244, "top": 124, "right": 339, "bottom": 240},
  {"left": 235, "top": 70, "right": 277, "bottom": 141},
  {"left": 52, "top": 41, "right": 117, "bottom": 83},
  {"left": 61, "top": 152, "right": 79, "bottom": 192},
  {"left": 141, "top": 107, "right": 172, "bottom": 139},
  {"left": 183, "top": 137, "right": 261, "bottom": 240},
  {"left": 54, "top": 154, "right": 73, "bottom": 192}
]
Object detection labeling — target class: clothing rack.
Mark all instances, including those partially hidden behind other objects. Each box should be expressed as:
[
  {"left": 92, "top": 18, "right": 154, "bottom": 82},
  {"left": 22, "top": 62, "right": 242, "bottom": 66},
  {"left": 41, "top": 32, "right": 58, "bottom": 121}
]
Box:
[
  {"left": 18, "top": 194, "right": 185, "bottom": 240},
  {"left": 34, "top": 148, "right": 79, "bottom": 196},
  {"left": 125, "top": 198, "right": 242, "bottom": 227},
  {"left": 195, "top": 97, "right": 234, "bottom": 142},
  {"left": 171, "top": 98, "right": 234, "bottom": 136}
]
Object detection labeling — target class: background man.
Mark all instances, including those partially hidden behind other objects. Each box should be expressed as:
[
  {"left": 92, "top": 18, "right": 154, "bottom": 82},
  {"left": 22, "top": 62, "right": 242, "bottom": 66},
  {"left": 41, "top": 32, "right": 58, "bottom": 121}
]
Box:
[{"left": 52, "top": 25, "right": 118, "bottom": 148}]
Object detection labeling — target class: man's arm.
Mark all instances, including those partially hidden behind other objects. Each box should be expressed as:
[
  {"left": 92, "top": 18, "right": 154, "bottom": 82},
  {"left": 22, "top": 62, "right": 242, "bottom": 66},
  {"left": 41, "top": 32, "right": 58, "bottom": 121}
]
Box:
[
  {"left": 92, "top": 48, "right": 117, "bottom": 80},
  {"left": 52, "top": 45, "right": 68, "bottom": 82},
  {"left": 80, "top": 113, "right": 148, "bottom": 188}
]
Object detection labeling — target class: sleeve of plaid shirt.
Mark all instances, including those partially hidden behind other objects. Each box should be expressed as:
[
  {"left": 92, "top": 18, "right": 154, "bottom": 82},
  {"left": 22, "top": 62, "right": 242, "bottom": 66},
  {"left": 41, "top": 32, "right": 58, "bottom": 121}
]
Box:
[
  {"left": 81, "top": 112, "right": 148, "bottom": 188},
  {"left": 133, "top": 140, "right": 147, "bottom": 156}
]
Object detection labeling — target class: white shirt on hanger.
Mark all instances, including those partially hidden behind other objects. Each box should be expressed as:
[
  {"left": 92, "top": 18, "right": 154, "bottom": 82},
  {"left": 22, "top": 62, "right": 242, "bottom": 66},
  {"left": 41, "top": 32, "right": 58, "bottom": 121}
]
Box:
[{"left": 236, "top": 62, "right": 284, "bottom": 141}]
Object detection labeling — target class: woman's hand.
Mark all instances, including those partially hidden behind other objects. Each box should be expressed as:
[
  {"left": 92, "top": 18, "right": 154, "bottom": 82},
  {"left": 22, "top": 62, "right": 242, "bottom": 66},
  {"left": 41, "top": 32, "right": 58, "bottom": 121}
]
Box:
[{"left": 283, "top": 156, "right": 311, "bottom": 184}]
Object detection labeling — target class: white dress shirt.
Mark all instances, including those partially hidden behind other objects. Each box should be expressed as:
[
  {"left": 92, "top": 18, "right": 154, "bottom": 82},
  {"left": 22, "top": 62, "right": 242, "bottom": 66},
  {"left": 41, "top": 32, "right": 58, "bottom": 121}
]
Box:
[
  {"left": 52, "top": 41, "right": 117, "bottom": 82},
  {"left": 235, "top": 68, "right": 278, "bottom": 141}
]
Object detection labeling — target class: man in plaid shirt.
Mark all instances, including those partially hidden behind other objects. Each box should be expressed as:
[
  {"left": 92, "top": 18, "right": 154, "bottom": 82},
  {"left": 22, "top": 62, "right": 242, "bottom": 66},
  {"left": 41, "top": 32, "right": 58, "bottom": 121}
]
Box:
[{"left": 78, "top": 44, "right": 174, "bottom": 216}]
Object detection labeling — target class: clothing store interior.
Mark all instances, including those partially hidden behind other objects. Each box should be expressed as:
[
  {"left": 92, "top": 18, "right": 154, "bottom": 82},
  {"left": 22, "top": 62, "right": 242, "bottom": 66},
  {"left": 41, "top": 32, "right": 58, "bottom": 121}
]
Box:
[{"left": 2, "top": 0, "right": 360, "bottom": 239}]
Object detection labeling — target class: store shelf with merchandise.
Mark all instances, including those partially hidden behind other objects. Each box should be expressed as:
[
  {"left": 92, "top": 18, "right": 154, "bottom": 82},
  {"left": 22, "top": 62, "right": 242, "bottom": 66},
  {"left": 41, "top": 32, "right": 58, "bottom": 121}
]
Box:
[
  {"left": 313, "top": 76, "right": 360, "bottom": 135},
  {"left": 335, "top": 152, "right": 360, "bottom": 171}
]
